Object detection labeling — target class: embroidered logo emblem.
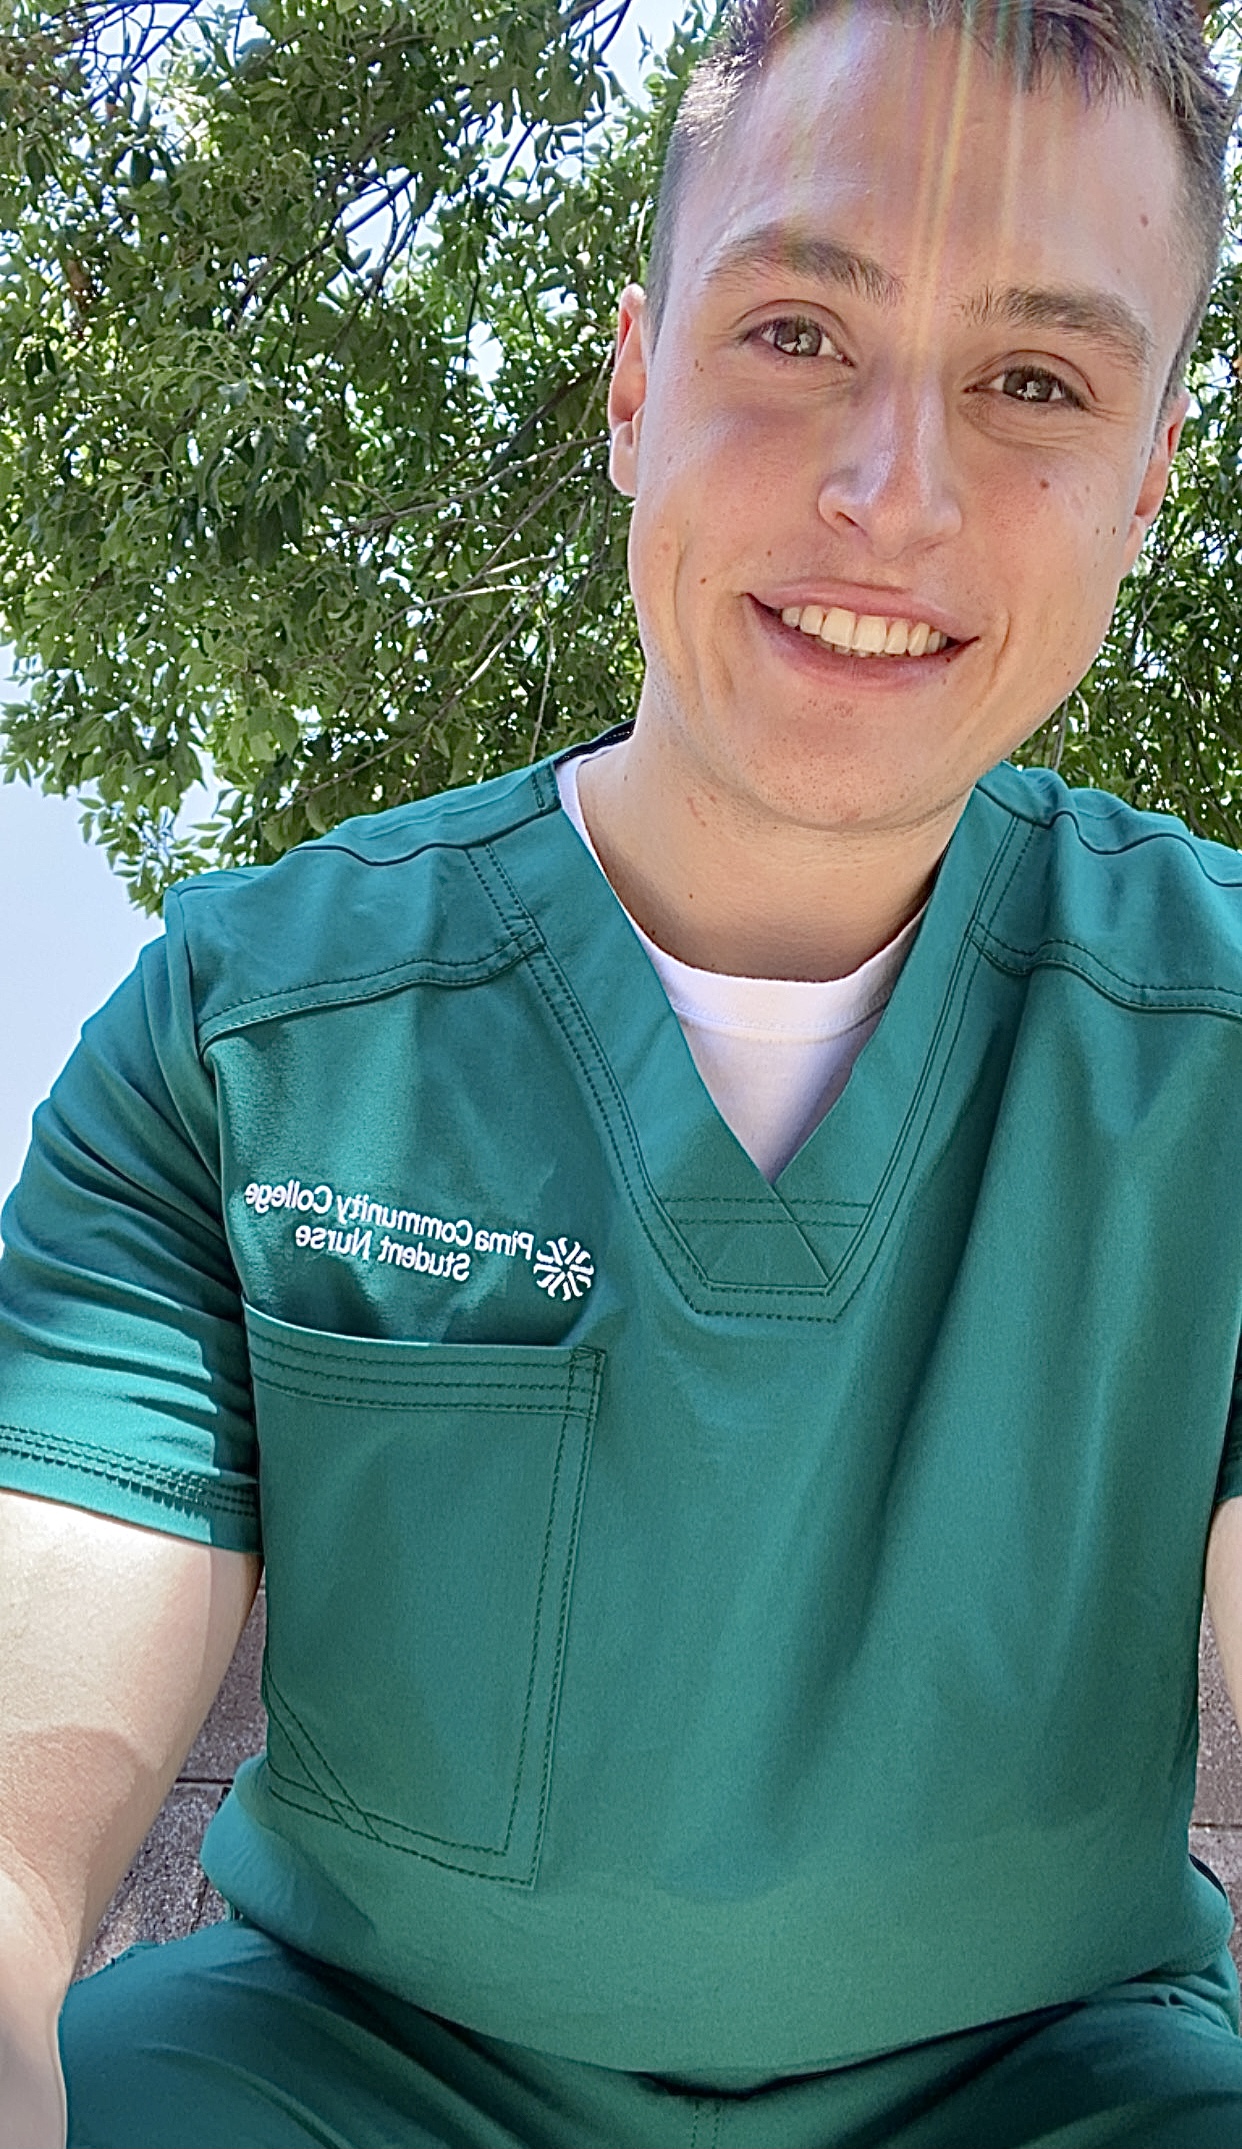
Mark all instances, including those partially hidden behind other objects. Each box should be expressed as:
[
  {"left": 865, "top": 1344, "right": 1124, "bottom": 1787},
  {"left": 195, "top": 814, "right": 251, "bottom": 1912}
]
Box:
[
  {"left": 533, "top": 1238, "right": 596, "bottom": 1300},
  {"left": 243, "top": 1176, "right": 595, "bottom": 1300}
]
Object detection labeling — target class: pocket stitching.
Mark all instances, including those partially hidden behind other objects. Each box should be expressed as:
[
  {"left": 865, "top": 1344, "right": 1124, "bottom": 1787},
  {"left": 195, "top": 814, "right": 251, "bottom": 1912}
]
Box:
[
  {"left": 262, "top": 1770, "right": 552, "bottom": 1888},
  {"left": 261, "top": 1369, "right": 589, "bottom": 1859},
  {"left": 256, "top": 1347, "right": 602, "bottom": 1884},
  {"left": 531, "top": 1351, "right": 601, "bottom": 1855},
  {"left": 502, "top": 1349, "right": 601, "bottom": 1864},
  {"left": 263, "top": 1674, "right": 385, "bottom": 1842},
  {"left": 251, "top": 1371, "right": 576, "bottom": 1409}
]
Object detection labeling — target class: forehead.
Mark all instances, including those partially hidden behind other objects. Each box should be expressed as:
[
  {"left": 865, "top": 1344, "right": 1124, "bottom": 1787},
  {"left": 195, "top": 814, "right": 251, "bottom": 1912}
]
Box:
[{"left": 671, "top": 12, "right": 1189, "bottom": 361}]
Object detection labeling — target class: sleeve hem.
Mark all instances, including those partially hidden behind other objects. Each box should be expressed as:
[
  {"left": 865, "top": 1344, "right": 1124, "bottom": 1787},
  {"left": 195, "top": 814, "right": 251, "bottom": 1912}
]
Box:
[{"left": 0, "top": 1420, "right": 260, "bottom": 1552}]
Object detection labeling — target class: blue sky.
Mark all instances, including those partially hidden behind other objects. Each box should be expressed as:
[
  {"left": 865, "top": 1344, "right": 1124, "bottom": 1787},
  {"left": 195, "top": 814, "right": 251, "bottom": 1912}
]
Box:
[{"left": 0, "top": 0, "right": 687, "bottom": 1207}]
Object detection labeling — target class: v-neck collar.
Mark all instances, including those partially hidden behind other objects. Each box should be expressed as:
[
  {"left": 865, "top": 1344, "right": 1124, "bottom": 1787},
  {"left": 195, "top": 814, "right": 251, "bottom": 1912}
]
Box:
[{"left": 470, "top": 744, "right": 1029, "bottom": 1316}]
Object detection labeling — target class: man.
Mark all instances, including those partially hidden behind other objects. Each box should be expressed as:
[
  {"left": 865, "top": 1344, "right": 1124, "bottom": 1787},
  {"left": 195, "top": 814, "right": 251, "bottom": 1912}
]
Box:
[{"left": 3, "top": 0, "right": 1242, "bottom": 2140}]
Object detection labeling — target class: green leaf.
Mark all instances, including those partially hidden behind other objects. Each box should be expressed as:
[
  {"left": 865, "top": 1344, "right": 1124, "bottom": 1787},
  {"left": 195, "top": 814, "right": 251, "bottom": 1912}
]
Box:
[{"left": 22, "top": 0, "right": 1239, "bottom": 911}]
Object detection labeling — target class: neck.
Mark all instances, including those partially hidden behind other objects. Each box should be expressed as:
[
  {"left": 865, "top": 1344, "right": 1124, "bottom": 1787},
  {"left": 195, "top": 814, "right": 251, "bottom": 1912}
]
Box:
[{"left": 575, "top": 721, "right": 962, "bottom": 982}]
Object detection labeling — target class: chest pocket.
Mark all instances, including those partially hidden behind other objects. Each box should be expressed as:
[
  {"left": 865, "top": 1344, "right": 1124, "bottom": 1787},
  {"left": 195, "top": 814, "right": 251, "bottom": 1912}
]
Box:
[{"left": 244, "top": 1303, "right": 603, "bottom": 1886}]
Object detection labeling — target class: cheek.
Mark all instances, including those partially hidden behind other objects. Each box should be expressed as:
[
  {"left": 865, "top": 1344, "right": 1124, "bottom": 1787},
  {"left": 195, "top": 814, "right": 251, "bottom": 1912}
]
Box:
[
  {"left": 624, "top": 482, "right": 712, "bottom": 687},
  {"left": 985, "top": 464, "right": 1128, "bottom": 626},
  {"left": 998, "top": 492, "right": 1135, "bottom": 724},
  {"left": 1055, "top": 503, "right": 1133, "bottom": 647},
  {"left": 640, "top": 369, "right": 803, "bottom": 513},
  {"left": 626, "top": 491, "right": 684, "bottom": 624},
  {"left": 628, "top": 411, "right": 750, "bottom": 601}
]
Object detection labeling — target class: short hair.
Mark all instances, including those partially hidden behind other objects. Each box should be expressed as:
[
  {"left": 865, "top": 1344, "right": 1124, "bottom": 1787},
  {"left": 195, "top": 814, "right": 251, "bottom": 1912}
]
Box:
[{"left": 644, "top": 0, "right": 1232, "bottom": 401}]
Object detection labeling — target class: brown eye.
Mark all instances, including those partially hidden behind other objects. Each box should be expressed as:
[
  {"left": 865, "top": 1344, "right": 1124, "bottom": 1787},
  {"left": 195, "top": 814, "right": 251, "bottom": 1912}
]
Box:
[
  {"left": 762, "top": 316, "right": 828, "bottom": 358},
  {"left": 993, "top": 366, "right": 1074, "bottom": 405}
]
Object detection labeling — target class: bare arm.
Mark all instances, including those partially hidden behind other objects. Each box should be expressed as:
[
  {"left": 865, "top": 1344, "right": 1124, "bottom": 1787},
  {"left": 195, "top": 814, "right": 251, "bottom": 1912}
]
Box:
[
  {"left": 1206, "top": 1498, "right": 1242, "bottom": 1734},
  {"left": 0, "top": 1488, "right": 260, "bottom": 2146}
]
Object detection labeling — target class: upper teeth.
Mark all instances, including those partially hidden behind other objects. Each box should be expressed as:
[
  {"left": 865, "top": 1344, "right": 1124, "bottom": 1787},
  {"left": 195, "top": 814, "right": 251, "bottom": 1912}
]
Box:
[{"left": 778, "top": 604, "right": 949, "bottom": 656}]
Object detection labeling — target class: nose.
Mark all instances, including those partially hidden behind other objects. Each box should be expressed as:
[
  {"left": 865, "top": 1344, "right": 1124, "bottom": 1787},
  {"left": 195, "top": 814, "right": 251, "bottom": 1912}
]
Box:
[{"left": 816, "top": 377, "right": 964, "bottom": 559}]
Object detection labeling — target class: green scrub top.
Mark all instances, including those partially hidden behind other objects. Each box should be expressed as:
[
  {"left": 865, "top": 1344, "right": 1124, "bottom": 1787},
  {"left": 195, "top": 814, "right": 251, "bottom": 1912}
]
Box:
[{"left": 2, "top": 744, "right": 1242, "bottom": 2077}]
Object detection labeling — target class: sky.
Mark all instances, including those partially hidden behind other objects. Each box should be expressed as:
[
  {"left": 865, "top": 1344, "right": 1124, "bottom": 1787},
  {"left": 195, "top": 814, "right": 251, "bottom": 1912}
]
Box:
[{"left": 0, "top": 0, "right": 687, "bottom": 1210}]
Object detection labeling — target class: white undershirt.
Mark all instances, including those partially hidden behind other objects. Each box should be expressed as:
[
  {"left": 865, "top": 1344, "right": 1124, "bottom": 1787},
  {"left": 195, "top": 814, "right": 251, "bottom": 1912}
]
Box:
[{"left": 556, "top": 752, "right": 922, "bottom": 1181}]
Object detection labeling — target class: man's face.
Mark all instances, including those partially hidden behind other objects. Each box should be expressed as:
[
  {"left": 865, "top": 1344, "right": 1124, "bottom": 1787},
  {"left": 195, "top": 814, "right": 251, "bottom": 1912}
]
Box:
[{"left": 609, "top": 10, "right": 1193, "bottom": 841}]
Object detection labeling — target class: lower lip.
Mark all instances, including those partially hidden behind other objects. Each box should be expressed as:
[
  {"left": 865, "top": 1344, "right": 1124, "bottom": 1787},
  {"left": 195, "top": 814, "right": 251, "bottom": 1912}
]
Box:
[{"left": 749, "top": 598, "right": 967, "bottom": 681}]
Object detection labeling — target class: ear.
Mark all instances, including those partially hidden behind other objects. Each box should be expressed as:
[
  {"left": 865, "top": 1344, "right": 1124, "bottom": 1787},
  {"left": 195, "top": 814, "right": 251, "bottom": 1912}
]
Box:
[
  {"left": 608, "top": 284, "right": 649, "bottom": 498},
  {"left": 1121, "top": 385, "right": 1190, "bottom": 575}
]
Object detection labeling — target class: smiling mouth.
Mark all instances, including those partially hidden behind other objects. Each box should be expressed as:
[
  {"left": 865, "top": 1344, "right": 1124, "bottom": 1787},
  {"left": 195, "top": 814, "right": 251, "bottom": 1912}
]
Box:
[{"left": 761, "top": 599, "right": 963, "bottom": 658}]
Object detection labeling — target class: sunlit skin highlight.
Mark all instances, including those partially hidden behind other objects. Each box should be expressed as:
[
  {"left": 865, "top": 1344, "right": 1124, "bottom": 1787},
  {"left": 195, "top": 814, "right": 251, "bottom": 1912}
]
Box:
[{"left": 578, "top": 11, "right": 1193, "bottom": 980}]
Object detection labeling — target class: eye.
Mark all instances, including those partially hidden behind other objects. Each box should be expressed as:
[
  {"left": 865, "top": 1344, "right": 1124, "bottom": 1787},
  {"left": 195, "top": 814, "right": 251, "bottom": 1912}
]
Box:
[
  {"left": 755, "top": 315, "right": 840, "bottom": 360},
  {"left": 985, "top": 364, "right": 1082, "bottom": 408}
]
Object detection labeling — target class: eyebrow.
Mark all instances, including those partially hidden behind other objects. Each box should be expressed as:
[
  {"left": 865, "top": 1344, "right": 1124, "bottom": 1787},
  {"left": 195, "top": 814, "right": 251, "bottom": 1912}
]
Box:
[
  {"left": 703, "top": 228, "right": 903, "bottom": 307},
  {"left": 962, "top": 284, "right": 1154, "bottom": 378},
  {"left": 702, "top": 224, "right": 1155, "bottom": 378}
]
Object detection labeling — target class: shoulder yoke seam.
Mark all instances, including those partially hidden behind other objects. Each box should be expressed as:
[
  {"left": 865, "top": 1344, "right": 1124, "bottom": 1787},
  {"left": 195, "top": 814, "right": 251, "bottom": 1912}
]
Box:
[
  {"left": 975, "top": 927, "right": 1242, "bottom": 1015},
  {"left": 174, "top": 775, "right": 557, "bottom": 897},
  {"left": 980, "top": 775, "right": 1242, "bottom": 882},
  {"left": 196, "top": 939, "right": 531, "bottom": 1046}
]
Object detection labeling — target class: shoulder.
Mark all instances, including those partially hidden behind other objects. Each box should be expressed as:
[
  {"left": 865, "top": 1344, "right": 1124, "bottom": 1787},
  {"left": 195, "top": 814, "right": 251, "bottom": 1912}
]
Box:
[
  {"left": 975, "top": 763, "right": 1242, "bottom": 1009},
  {"left": 165, "top": 760, "right": 561, "bottom": 1047}
]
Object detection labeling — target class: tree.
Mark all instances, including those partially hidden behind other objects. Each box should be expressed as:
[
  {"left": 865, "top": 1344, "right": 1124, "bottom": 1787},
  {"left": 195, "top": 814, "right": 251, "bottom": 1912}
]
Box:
[
  {"left": 0, "top": 0, "right": 702, "bottom": 905},
  {"left": 0, "top": 0, "right": 1238, "bottom": 908}
]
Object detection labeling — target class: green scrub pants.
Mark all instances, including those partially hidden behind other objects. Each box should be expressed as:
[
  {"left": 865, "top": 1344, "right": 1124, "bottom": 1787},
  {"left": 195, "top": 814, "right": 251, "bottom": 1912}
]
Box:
[{"left": 60, "top": 1922, "right": 1242, "bottom": 2149}]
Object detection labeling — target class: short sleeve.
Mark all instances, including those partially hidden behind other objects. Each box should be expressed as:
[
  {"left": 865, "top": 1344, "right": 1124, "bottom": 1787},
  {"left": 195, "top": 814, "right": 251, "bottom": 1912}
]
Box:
[
  {"left": 1214, "top": 1349, "right": 1242, "bottom": 1507},
  {"left": 0, "top": 903, "right": 259, "bottom": 1549}
]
